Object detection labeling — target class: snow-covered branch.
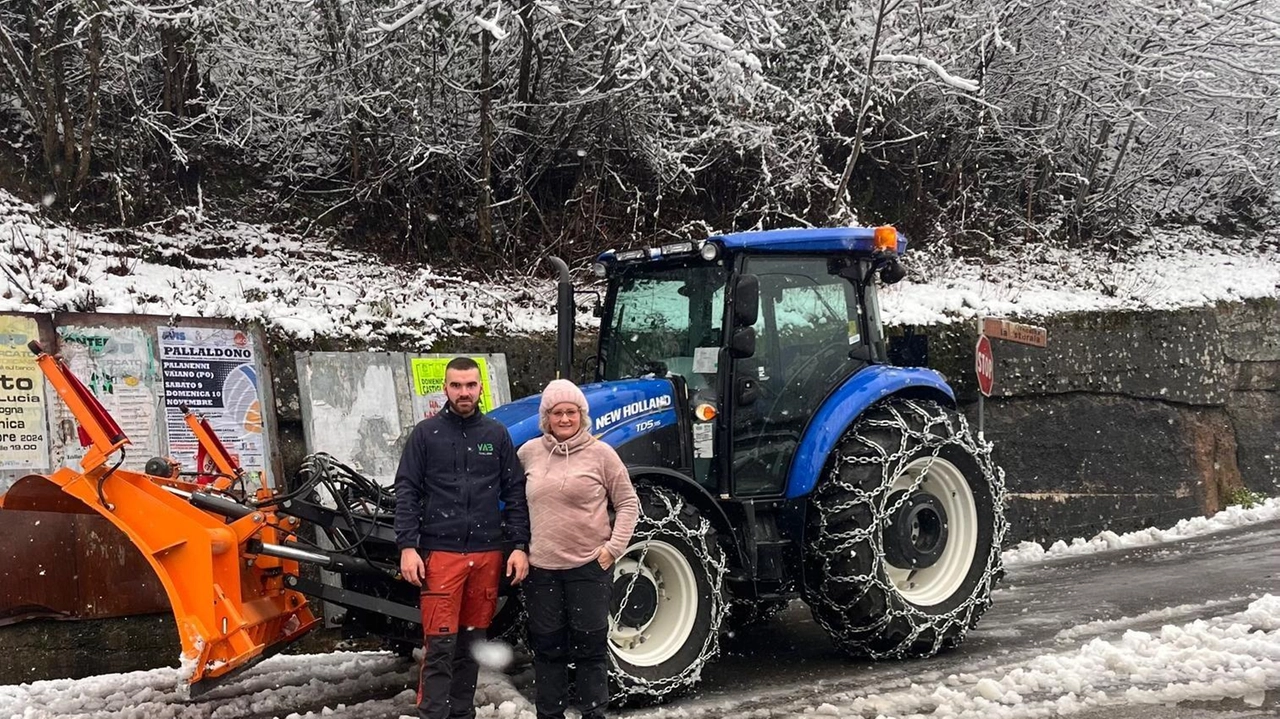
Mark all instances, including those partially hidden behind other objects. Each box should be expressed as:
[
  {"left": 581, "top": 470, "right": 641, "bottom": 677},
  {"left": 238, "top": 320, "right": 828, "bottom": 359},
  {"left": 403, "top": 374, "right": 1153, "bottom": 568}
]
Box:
[{"left": 875, "top": 52, "right": 980, "bottom": 93}]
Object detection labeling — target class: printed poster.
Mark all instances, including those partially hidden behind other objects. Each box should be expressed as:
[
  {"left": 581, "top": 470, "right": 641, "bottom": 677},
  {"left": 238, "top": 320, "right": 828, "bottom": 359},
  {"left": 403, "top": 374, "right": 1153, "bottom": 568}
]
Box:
[
  {"left": 0, "top": 316, "right": 48, "bottom": 471},
  {"left": 56, "top": 325, "right": 164, "bottom": 470},
  {"left": 410, "top": 356, "right": 494, "bottom": 419},
  {"left": 158, "top": 326, "right": 269, "bottom": 490}
]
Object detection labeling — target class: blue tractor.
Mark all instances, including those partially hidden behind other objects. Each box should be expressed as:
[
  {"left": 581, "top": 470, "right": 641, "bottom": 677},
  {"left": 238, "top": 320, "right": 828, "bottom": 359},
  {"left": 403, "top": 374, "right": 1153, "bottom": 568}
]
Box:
[{"left": 490, "top": 226, "right": 1008, "bottom": 701}]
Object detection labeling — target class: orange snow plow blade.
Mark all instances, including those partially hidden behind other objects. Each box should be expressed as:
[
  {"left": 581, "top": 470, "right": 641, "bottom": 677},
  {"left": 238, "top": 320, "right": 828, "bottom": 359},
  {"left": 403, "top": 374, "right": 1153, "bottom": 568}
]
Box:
[{"left": 0, "top": 342, "right": 319, "bottom": 694}]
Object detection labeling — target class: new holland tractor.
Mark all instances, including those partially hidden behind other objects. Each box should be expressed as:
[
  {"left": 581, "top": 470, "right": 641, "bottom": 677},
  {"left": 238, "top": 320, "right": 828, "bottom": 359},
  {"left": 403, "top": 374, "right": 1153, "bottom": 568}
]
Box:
[{"left": 1, "top": 226, "right": 1006, "bottom": 705}]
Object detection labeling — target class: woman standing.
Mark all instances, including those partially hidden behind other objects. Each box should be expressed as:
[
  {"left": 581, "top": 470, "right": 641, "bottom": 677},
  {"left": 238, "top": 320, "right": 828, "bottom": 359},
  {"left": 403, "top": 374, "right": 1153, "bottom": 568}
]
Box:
[{"left": 519, "top": 379, "right": 639, "bottom": 719}]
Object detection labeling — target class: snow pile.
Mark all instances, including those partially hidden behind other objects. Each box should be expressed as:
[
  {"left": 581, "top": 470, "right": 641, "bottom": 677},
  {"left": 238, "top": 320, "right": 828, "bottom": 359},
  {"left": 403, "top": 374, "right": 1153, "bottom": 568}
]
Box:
[
  {"left": 928, "top": 595, "right": 1280, "bottom": 717},
  {"left": 0, "top": 191, "right": 563, "bottom": 347},
  {"left": 0, "top": 650, "right": 535, "bottom": 719},
  {"left": 4, "top": 190, "right": 1280, "bottom": 348},
  {"left": 886, "top": 227, "right": 1280, "bottom": 327},
  {"left": 1003, "top": 497, "right": 1280, "bottom": 567},
  {"left": 642, "top": 595, "right": 1280, "bottom": 718}
]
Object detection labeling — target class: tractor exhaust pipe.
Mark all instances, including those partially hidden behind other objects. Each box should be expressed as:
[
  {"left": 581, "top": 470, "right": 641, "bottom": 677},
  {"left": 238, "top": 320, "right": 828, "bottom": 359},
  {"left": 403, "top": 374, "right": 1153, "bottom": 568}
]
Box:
[{"left": 548, "top": 256, "right": 573, "bottom": 379}]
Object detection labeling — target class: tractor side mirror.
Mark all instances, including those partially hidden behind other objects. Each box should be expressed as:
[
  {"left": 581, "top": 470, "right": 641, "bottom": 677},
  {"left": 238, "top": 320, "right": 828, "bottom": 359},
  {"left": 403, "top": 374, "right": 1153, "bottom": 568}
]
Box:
[
  {"left": 880, "top": 258, "right": 907, "bottom": 285},
  {"left": 733, "top": 274, "right": 759, "bottom": 328},
  {"left": 728, "top": 326, "right": 756, "bottom": 359}
]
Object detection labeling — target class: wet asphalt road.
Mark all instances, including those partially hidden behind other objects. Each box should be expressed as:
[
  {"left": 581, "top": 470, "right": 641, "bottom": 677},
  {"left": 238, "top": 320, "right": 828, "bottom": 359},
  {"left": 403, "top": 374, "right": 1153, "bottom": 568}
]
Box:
[{"left": 632, "top": 518, "right": 1280, "bottom": 717}]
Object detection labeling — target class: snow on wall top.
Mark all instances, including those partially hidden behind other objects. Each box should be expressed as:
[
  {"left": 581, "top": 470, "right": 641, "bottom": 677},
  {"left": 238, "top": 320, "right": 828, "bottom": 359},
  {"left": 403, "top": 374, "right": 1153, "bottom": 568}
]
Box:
[{"left": 2, "top": 190, "right": 1277, "bottom": 347}]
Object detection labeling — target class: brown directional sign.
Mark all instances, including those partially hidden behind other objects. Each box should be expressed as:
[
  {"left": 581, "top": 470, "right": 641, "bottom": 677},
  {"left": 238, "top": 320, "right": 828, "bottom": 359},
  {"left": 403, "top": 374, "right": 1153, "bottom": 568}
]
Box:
[{"left": 981, "top": 317, "right": 1047, "bottom": 348}]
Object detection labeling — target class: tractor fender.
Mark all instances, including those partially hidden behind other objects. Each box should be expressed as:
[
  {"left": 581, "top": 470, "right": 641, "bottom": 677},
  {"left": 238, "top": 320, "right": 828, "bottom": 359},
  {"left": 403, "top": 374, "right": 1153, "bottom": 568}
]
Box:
[
  {"left": 784, "top": 366, "right": 955, "bottom": 499},
  {"left": 625, "top": 465, "right": 746, "bottom": 568}
]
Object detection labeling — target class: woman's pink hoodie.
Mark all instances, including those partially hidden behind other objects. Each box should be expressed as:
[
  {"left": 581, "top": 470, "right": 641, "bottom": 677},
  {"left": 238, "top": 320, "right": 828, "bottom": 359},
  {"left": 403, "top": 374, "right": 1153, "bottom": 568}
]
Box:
[{"left": 518, "top": 427, "right": 639, "bottom": 570}]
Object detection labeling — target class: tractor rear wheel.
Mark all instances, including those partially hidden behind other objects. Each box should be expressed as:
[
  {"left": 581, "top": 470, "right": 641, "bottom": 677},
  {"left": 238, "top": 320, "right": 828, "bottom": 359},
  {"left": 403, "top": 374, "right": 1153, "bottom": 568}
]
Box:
[
  {"left": 608, "top": 485, "right": 728, "bottom": 703},
  {"left": 802, "top": 399, "right": 1007, "bottom": 658}
]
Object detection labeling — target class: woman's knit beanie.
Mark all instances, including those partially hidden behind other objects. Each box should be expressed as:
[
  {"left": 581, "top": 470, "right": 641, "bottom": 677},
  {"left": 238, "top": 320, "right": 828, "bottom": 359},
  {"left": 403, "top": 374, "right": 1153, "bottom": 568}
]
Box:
[{"left": 539, "top": 379, "right": 589, "bottom": 416}]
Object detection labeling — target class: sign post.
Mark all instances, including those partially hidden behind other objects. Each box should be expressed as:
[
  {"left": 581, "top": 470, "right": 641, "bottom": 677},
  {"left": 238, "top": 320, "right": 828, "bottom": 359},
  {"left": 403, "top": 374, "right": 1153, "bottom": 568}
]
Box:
[{"left": 976, "top": 317, "right": 1047, "bottom": 441}]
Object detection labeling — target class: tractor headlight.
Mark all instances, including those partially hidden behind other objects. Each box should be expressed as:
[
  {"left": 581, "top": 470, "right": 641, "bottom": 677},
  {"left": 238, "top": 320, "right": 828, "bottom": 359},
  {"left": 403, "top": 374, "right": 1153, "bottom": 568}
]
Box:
[
  {"left": 592, "top": 262, "right": 609, "bottom": 279},
  {"left": 699, "top": 242, "right": 720, "bottom": 261}
]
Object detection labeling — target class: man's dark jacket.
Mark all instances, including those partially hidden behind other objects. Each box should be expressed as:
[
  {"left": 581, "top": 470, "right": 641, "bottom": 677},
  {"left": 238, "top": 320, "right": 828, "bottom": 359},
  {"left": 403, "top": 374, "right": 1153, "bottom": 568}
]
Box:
[{"left": 393, "top": 404, "right": 530, "bottom": 552}]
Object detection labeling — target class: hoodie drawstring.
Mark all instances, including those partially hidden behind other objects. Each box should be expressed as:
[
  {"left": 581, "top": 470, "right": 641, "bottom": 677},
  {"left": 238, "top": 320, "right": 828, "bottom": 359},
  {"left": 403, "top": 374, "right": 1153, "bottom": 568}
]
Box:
[{"left": 548, "top": 440, "right": 572, "bottom": 490}]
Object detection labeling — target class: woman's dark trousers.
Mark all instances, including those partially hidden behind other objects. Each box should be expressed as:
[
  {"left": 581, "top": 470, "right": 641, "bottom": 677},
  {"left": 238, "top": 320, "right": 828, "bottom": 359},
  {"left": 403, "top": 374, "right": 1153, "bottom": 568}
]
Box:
[{"left": 525, "top": 562, "right": 613, "bottom": 719}]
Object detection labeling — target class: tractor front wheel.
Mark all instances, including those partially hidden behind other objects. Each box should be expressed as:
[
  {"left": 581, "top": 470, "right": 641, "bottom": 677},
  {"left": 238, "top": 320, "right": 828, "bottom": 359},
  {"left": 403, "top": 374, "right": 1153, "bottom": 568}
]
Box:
[
  {"left": 802, "top": 399, "right": 1007, "bottom": 658},
  {"left": 608, "top": 485, "right": 728, "bottom": 703}
]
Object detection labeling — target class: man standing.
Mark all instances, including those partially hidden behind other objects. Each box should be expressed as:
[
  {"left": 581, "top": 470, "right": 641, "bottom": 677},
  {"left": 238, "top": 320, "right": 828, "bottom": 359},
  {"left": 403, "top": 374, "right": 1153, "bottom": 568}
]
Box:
[{"left": 395, "top": 357, "right": 530, "bottom": 719}]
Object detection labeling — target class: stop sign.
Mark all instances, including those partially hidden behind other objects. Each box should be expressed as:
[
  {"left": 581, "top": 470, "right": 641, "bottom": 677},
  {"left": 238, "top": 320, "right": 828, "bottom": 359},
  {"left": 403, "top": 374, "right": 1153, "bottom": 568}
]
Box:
[{"left": 975, "top": 335, "right": 994, "bottom": 397}]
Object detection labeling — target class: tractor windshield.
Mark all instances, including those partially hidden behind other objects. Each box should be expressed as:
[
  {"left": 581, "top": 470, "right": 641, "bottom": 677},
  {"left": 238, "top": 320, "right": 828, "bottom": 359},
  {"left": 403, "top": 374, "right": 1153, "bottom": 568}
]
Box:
[{"left": 601, "top": 262, "right": 728, "bottom": 387}]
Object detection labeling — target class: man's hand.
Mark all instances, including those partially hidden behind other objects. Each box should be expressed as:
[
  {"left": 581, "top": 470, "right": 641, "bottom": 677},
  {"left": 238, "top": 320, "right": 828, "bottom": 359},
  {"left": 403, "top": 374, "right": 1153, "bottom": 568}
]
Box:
[
  {"left": 597, "top": 547, "right": 614, "bottom": 570},
  {"left": 506, "top": 549, "right": 529, "bottom": 585},
  {"left": 400, "top": 547, "right": 426, "bottom": 587}
]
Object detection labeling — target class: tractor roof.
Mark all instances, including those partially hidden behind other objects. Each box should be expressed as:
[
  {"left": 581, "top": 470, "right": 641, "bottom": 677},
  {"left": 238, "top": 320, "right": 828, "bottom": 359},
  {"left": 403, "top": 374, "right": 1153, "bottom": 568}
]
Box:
[
  {"left": 712, "top": 227, "right": 907, "bottom": 255},
  {"left": 596, "top": 226, "right": 906, "bottom": 267}
]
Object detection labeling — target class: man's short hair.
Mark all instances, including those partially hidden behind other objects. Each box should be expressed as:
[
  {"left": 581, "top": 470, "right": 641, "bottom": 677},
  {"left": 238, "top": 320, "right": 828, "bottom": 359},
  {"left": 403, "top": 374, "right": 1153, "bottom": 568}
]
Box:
[{"left": 445, "top": 356, "right": 480, "bottom": 374}]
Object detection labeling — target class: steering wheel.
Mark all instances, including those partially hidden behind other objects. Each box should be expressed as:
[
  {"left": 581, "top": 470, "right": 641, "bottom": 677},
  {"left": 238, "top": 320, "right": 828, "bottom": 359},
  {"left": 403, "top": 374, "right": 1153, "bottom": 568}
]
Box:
[{"left": 775, "top": 342, "right": 855, "bottom": 410}]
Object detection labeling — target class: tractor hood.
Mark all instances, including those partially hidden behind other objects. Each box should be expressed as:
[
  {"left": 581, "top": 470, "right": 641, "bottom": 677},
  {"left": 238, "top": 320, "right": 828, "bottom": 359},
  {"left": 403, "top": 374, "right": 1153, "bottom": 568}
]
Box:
[{"left": 489, "top": 378, "right": 678, "bottom": 448}]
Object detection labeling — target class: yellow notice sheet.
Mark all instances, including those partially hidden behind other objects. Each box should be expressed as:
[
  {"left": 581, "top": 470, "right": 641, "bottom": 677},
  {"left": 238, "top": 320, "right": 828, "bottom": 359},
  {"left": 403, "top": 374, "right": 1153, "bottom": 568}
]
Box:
[{"left": 0, "top": 316, "right": 49, "bottom": 470}]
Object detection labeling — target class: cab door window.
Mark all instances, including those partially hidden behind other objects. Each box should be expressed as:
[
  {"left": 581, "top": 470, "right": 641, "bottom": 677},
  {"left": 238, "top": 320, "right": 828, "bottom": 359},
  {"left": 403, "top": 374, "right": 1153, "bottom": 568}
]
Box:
[{"left": 729, "top": 256, "right": 865, "bottom": 496}]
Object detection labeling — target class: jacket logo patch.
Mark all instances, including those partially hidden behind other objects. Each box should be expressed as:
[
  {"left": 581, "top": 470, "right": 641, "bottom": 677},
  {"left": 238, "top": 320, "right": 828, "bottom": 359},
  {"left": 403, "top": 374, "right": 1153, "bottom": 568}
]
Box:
[{"left": 477, "top": 442, "right": 494, "bottom": 455}]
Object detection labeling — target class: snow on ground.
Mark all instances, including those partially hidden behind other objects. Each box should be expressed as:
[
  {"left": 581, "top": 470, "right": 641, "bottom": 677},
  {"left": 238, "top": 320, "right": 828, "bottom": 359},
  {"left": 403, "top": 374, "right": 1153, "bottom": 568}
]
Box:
[
  {"left": 0, "top": 192, "right": 562, "bottom": 347},
  {"left": 2, "top": 191, "right": 1278, "bottom": 347},
  {"left": 634, "top": 595, "right": 1280, "bottom": 719},
  {"left": 0, "top": 648, "right": 534, "bottom": 719},
  {"left": 4, "top": 594, "right": 1277, "bottom": 719},
  {"left": 1003, "top": 497, "right": 1280, "bottom": 568},
  {"left": 883, "top": 226, "right": 1280, "bottom": 327},
  {"left": 3, "top": 504, "right": 1278, "bottom": 719}
]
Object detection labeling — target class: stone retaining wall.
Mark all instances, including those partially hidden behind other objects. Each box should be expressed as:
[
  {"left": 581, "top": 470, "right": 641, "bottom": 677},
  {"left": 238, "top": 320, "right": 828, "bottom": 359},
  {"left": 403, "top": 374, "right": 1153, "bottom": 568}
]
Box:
[{"left": 900, "top": 298, "right": 1278, "bottom": 542}]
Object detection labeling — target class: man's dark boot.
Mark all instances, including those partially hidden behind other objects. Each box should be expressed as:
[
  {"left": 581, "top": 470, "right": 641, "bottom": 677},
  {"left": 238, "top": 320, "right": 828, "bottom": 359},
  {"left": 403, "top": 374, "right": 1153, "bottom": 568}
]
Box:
[
  {"left": 448, "top": 628, "right": 483, "bottom": 719},
  {"left": 417, "top": 633, "right": 458, "bottom": 719}
]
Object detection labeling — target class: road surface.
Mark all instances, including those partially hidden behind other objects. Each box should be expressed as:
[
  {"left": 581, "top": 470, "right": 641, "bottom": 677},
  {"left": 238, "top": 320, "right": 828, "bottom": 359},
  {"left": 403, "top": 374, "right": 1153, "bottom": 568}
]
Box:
[{"left": 657, "top": 517, "right": 1280, "bottom": 718}]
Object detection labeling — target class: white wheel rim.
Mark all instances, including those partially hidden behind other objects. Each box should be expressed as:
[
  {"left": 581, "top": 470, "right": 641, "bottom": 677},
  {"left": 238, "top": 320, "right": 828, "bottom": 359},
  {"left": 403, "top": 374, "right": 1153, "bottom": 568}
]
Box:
[
  {"left": 882, "top": 456, "right": 978, "bottom": 607},
  {"left": 609, "top": 539, "right": 698, "bottom": 667}
]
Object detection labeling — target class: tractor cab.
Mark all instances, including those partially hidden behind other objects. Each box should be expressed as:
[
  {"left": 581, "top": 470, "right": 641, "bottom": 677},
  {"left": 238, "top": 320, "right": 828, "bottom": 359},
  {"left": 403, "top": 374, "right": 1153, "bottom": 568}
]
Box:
[{"left": 591, "top": 227, "right": 907, "bottom": 500}]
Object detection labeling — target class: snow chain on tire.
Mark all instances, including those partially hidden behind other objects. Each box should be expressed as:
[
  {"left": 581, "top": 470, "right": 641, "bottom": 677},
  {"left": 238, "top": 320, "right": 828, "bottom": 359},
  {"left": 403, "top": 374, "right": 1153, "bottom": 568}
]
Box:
[
  {"left": 804, "top": 398, "right": 1008, "bottom": 659},
  {"left": 609, "top": 485, "right": 728, "bottom": 703}
]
